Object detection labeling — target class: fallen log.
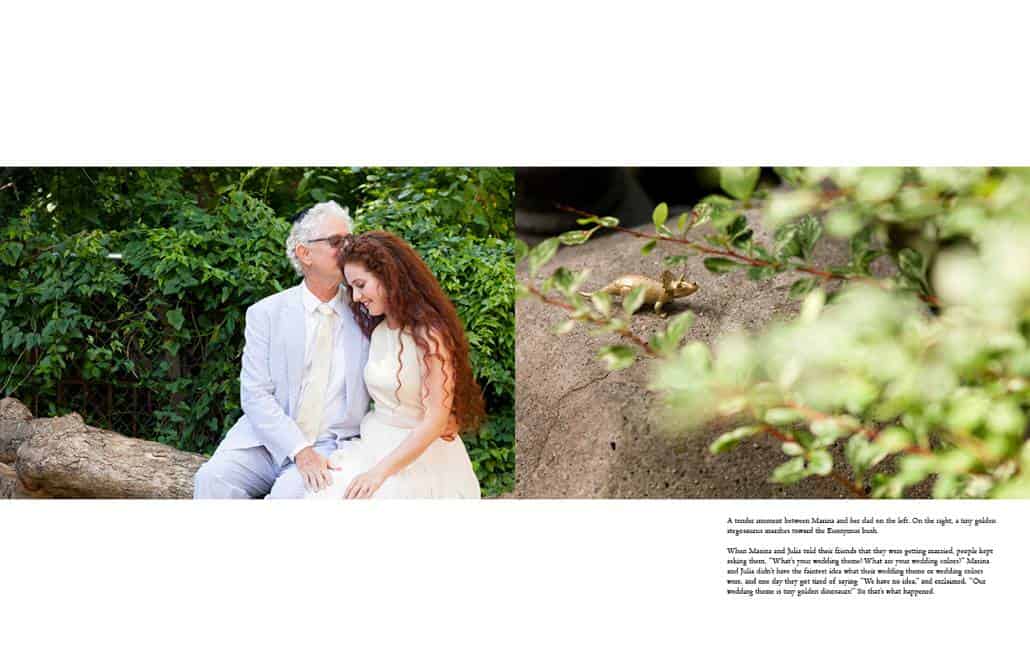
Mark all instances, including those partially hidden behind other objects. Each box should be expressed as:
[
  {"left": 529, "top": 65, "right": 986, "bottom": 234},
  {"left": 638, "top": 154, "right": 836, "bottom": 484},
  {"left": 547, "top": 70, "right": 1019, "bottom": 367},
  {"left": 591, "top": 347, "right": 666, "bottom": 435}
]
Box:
[
  {"left": 0, "top": 397, "right": 34, "bottom": 464},
  {"left": 14, "top": 413, "right": 207, "bottom": 499},
  {"left": 2, "top": 397, "right": 208, "bottom": 499},
  {"left": 0, "top": 462, "right": 49, "bottom": 499}
]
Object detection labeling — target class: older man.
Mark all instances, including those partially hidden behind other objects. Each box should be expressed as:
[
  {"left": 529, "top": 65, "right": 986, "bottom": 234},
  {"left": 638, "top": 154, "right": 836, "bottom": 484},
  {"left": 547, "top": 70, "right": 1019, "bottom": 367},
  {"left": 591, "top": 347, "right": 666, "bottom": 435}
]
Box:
[{"left": 193, "top": 201, "right": 370, "bottom": 498}]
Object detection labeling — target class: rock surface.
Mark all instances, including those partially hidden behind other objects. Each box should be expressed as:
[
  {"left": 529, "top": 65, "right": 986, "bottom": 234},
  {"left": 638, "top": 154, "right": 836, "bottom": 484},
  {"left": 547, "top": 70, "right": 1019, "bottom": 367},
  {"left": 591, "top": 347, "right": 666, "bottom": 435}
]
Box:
[{"left": 516, "top": 206, "right": 884, "bottom": 499}]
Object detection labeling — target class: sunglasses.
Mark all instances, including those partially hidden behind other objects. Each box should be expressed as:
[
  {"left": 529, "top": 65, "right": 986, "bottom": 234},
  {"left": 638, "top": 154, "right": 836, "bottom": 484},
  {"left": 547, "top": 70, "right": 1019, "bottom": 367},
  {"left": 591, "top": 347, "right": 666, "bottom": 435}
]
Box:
[{"left": 307, "top": 234, "right": 348, "bottom": 249}]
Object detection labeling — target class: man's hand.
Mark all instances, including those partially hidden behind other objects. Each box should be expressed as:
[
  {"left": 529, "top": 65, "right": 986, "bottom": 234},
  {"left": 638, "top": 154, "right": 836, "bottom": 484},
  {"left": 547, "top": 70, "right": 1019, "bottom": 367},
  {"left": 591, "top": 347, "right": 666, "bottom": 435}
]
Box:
[
  {"left": 441, "top": 413, "right": 460, "bottom": 442},
  {"left": 295, "top": 446, "right": 338, "bottom": 493}
]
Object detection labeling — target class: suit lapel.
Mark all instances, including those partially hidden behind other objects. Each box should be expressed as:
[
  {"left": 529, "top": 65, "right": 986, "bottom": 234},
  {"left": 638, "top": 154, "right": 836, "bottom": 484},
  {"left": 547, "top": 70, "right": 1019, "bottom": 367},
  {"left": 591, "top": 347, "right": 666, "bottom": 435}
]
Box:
[
  {"left": 283, "top": 287, "right": 306, "bottom": 415},
  {"left": 339, "top": 303, "right": 366, "bottom": 421}
]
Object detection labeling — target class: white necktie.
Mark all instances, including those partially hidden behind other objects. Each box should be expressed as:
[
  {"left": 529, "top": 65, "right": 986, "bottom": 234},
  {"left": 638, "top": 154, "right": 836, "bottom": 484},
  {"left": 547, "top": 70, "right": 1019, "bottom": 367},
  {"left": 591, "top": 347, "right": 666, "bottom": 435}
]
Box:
[{"left": 295, "top": 303, "right": 337, "bottom": 444}]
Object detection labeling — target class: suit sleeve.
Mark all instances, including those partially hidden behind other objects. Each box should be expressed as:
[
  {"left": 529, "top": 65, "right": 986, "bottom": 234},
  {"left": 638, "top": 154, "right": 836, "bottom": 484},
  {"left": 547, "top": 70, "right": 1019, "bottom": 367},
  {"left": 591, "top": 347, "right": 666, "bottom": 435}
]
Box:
[{"left": 239, "top": 302, "right": 309, "bottom": 464}]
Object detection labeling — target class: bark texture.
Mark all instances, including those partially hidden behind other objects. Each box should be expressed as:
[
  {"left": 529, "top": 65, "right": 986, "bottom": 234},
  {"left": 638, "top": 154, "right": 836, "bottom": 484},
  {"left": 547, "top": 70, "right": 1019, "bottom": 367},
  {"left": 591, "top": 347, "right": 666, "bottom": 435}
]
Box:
[
  {"left": 2, "top": 398, "right": 206, "bottom": 499},
  {"left": 0, "top": 462, "right": 48, "bottom": 498},
  {"left": 0, "top": 397, "right": 34, "bottom": 464}
]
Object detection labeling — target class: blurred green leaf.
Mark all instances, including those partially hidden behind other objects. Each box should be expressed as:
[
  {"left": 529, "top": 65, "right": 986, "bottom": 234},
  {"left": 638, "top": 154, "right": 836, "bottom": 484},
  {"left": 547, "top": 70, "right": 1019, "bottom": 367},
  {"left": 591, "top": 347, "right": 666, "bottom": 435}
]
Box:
[
  {"left": 528, "top": 237, "right": 560, "bottom": 276},
  {"left": 710, "top": 425, "right": 762, "bottom": 454},
  {"left": 652, "top": 202, "right": 669, "bottom": 227},
  {"left": 703, "top": 257, "right": 746, "bottom": 274},
  {"left": 559, "top": 229, "right": 594, "bottom": 246},
  {"left": 598, "top": 345, "right": 637, "bottom": 371},
  {"left": 623, "top": 285, "right": 647, "bottom": 316},
  {"left": 720, "top": 167, "right": 761, "bottom": 201}
]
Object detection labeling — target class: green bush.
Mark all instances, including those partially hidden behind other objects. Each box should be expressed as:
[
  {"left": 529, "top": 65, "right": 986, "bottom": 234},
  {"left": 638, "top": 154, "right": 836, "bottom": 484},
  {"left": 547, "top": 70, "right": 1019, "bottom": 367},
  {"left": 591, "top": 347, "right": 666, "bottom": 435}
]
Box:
[
  {"left": 0, "top": 167, "right": 514, "bottom": 496},
  {"left": 519, "top": 167, "right": 1030, "bottom": 499}
]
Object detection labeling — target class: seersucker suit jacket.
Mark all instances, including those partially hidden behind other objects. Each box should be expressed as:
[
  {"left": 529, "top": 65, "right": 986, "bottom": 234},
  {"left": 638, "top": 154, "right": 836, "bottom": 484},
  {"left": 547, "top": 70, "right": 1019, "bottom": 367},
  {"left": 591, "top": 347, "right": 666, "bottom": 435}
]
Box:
[{"left": 216, "top": 283, "right": 371, "bottom": 466}]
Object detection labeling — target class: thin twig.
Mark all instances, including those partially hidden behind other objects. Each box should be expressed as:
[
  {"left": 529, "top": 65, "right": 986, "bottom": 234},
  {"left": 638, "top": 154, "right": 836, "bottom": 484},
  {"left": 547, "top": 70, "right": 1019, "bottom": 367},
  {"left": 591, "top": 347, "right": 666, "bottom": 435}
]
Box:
[
  {"left": 761, "top": 424, "right": 868, "bottom": 498},
  {"left": 782, "top": 400, "right": 881, "bottom": 441},
  {"left": 556, "top": 203, "right": 943, "bottom": 307},
  {"left": 524, "top": 283, "right": 656, "bottom": 356}
]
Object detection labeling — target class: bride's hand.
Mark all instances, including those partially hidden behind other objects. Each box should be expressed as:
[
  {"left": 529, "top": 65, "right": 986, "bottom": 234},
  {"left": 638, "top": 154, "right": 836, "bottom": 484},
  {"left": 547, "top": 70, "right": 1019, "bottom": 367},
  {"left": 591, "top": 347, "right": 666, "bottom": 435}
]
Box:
[
  {"left": 440, "top": 413, "right": 459, "bottom": 442},
  {"left": 344, "top": 467, "right": 388, "bottom": 499}
]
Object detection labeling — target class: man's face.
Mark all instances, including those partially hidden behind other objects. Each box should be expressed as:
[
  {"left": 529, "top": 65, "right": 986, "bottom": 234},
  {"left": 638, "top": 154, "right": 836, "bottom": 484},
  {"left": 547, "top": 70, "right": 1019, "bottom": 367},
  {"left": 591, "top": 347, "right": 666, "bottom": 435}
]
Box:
[{"left": 300, "top": 215, "right": 349, "bottom": 282}]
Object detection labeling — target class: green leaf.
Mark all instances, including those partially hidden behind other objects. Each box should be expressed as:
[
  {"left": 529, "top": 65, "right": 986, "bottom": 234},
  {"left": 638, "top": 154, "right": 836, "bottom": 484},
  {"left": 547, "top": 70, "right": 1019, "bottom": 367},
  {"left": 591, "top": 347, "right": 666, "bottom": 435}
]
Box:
[
  {"left": 875, "top": 426, "right": 913, "bottom": 453},
  {"left": 770, "top": 456, "right": 807, "bottom": 484},
  {"left": 796, "top": 215, "right": 822, "bottom": 260},
  {"left": 664, "top": 311, "right": 695, "bottom": 347},
  {"left": 726, "top": 215, "right": 748, "bottom": 238},
  {"left": 640, "top": 239, "right": 657, "bottom": 255},
  {"left": 731, "top": 229, "right": 754, "bottom": 248},
  {"left": 662, "top": 254, "right": 693, "bottom": 267},
  {"left": 550, "top": 267, "right": 578, "bottom": 294},
  {"left": 700, "top": 194, "right": 736, "bottom": 207},
  {"left": 764, "top": 408, "right": 804, "bottom": 426},
  {"left": 782, "top": 441, "right": 804, "bottom": 456},
  {"left": 746, "top": 265, "right": 777, "bottom": 280},
  {"left": 553, "top": 320, "right": 576, "bottom": 335},
  {"left": 527, "top": 237, "right": 559, "bottom": 276},
  {"left": 709, "top": 425, "right": 762, "bottom": 454},
  {"left": 0, "top": 242, "right": 24, "bottom": 266},
  {"left": 808, "top": 449, "right": 833, "bottom": 476},
  {"left": 601, "top": 318, "right": 628, "bottom": 333},
  {"left": 720, "top": 167, "right": 761, "bottom": 201},
  {"left": 799, "top": 289, "right": 825, "bottom": 324},
  {"left": 773, "top": 167, "right": 804, "bottom": 187},
  {"left": 765, "top": 190, "right": 819, "bottom": 227},
  {"left": 597, "top": 216, "right": 620, "bottom": 228},
  {"left": 652, "top": 202, "right": 669, "bottom": 227},
  {"left": 648, "top": 330, "right": 671, "bottom": 357},
  {"left": 855, "top": 167, "right": 904, "bottom": 204},
  {"left": 514, "top": 238, "right": 528, "bottom": 263},
  {"left": 703, "top": 257, "right": 746, "bottom": 274},
  {"left": 167, "top": 309, "right": 185, "bottom": 331},
  {"left": 677, "top": 213, "right": 689, "bottom": 232},
  {"left": 826, "top": 207, "right": 863, "bottom": 238},
  {"left": 590, "top": 291, "right": 612, "bottom": 318},
  {"left": 932, "top": 474, "right": 960, "bottom": 499},
  {"left": 810, "top": 418, "right": 848, "bottom": 441},
  {"left": 773, "top": 224, "right": 800, "bottom": 261},
  {"left": 558, "top": 229, "right": 593, "bottom": 246},
  {"left": 598, "top": 345, "right": 637, "bottom": 371},
  {"left": 789, "top": 277, "right": 817, "bottom": 298},
  {"left": 623, "top": 285, "right": 647, "bottom": 316},
  {"left": 897, "top": 248, "right": 928, "bottom": 291},
  {"left": 845, "top": 434, "right": 889, "bottom": 479}
]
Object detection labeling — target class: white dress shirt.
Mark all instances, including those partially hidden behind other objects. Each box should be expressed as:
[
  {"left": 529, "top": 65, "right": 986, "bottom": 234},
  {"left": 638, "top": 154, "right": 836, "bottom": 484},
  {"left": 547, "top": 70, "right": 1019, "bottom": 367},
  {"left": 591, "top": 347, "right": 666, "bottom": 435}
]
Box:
[{"left": 290, "top": 280, "right": 349, "bottom": 459}]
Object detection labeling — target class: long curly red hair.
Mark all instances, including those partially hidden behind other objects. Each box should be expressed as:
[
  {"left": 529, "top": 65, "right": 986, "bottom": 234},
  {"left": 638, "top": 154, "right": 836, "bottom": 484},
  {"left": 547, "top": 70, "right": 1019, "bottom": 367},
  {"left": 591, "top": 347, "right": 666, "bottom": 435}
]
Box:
[{"left": 338, "top": 231, "right": 486, "bottom": 433}]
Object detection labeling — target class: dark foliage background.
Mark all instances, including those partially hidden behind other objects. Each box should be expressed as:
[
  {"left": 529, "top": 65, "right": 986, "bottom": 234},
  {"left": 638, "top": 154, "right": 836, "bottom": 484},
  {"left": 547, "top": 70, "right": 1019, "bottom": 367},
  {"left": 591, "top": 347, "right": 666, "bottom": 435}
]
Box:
[{"left": 0, "top": 167, "right": 515, "bottom": 496}]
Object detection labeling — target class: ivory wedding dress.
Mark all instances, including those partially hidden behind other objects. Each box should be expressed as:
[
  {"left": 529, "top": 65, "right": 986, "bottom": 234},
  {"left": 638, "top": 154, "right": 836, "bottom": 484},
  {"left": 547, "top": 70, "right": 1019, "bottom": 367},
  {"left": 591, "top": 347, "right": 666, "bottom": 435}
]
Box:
[{"left": 308, "top": 322, "right": 481, "bottom": 499}]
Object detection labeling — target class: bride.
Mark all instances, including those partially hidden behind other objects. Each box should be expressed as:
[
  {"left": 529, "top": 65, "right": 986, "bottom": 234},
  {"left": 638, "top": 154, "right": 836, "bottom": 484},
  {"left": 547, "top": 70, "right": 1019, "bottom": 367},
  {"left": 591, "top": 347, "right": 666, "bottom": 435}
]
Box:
[{"left": 307, "top": 231, "right": 484, "bottom": 499}]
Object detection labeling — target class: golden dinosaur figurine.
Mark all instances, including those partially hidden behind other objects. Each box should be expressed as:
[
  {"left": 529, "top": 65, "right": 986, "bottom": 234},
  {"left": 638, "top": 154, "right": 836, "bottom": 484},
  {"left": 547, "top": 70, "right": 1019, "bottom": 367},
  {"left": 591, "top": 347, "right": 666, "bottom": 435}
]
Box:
[{"left": 579, "top": 270, "right": 699, "bottom": 315}]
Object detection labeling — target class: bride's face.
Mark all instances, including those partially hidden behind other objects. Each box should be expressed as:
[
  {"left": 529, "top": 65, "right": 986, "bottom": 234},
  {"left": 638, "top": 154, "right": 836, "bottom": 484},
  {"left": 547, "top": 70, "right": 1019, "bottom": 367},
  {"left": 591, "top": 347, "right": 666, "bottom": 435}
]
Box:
[{"left": 344, "top": 262, "right": 388, "bottom": 317}]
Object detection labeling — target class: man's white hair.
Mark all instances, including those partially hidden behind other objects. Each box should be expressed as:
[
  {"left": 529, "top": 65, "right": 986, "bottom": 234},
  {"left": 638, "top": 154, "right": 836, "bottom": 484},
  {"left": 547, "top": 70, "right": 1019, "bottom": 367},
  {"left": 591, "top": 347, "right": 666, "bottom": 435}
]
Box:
[{"left": 285, "top": 201, "right": 353, "bottom": 276}]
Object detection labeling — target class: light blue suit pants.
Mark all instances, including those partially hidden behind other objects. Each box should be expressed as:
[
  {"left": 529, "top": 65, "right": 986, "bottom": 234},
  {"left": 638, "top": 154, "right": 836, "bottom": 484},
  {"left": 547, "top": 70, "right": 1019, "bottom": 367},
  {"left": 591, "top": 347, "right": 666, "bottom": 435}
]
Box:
[{"left": 193, "top": 441, "right": 338, "bottom": 499}]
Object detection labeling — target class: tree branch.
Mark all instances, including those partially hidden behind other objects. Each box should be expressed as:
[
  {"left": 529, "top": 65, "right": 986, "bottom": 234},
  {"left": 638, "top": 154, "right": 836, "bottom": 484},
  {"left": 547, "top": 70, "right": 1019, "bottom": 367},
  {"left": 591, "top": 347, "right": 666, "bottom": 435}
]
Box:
[{"left": 523, "top": 283, "right": 656, "bottom": 356}]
